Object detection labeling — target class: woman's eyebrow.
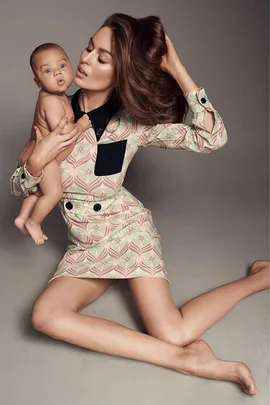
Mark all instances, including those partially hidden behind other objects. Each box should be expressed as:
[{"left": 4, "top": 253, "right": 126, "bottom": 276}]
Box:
[{"left": 90, "top": 37, "right": 112, "bottom": 56}]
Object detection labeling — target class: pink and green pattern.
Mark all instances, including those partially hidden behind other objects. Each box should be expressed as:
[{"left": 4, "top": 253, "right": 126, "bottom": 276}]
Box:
[{"left": 10, "top": 88, "right": 227, "bottom": 281}]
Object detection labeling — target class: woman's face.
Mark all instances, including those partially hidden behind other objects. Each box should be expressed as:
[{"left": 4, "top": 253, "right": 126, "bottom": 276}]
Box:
[{"left": 74, "top": 26, "right": 115, "bottom": 92}]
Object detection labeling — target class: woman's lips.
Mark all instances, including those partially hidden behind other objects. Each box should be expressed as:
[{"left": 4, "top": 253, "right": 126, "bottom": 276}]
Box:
[{"left": 76, "top": 65, "right": 88, "bottom": 78}]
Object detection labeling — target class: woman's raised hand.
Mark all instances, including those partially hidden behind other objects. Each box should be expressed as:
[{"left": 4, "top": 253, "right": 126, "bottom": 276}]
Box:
[{"left": 161, "top": 35, "right": 182, "bottom": 77}]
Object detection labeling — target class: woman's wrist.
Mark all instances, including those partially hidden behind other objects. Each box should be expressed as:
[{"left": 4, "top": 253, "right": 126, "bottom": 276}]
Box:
[
  {"left": 169, "top": 62, "right": 199, "bottom": 94},
  {"left": 161, "top": 36, "right": 200, "bottom": 94}
]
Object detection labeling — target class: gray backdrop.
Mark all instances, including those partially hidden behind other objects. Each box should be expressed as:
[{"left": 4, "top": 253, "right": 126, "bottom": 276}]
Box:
[{"left": 0, "top": 1, "right": 269, "bottom": 404}]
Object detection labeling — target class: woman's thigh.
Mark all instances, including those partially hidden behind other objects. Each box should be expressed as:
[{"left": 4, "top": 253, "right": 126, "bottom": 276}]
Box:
[
  {"left": 128, "top": 278, "right": 187, "bottom": 346},
  {"left": 33, "top": 277, "right": 112, "bottom": 313}
]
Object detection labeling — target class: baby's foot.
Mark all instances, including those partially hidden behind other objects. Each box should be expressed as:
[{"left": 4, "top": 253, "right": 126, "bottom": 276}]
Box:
[
  {"left": 14, "top": 217, "right": 29, "bottom": 237},
  {"left": 25, "top": 219, "right": 48, "bottom": 245}
]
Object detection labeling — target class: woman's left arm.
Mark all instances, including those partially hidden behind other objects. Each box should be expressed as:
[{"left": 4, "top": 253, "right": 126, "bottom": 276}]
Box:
[{"left": 139, "top": 36, "right": 227, "bottom": 153}]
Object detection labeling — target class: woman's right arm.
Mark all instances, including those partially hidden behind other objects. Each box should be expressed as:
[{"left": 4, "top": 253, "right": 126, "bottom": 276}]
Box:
[{"left": 10, "top": 115, "right": 81, "bottom": 197}]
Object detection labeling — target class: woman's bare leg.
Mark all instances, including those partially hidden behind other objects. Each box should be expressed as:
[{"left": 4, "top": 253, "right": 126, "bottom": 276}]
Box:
[
  {"left": 25, "top": 159, "right": 62, "bottom": 245},
  {"left": 32, "top": 277, "right": 258, "bottom": 395},
  {"left": 15, "top": 194, "right": 38, "bottom": 236},
  {"left": 129, "top": 261, "right": 270, "bottom": 347},
  {"left": 178, "top": 261, "right": 269, "bottom": 340}
]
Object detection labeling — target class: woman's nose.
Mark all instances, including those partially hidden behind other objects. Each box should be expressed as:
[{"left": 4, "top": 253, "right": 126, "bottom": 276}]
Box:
[{"left": 81, "top": 50, "right": 94, "bottom": 65}]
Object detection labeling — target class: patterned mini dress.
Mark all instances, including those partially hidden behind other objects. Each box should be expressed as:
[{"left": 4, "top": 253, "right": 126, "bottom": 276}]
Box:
[{"left": 10, "top": 88, "right": 227, "bottom": 282}]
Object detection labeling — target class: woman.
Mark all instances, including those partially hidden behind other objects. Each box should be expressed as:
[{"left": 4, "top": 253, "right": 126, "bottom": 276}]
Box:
[{"left": 10, "top": 13, "right": 269, "bottom": 395}]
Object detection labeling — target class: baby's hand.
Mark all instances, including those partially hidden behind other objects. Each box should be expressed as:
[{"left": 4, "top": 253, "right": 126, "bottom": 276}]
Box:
[
  {"left": 61, "top": 122, "right": 76, "bottom": 135},
  {"left": 77, "top": 114, "right": 91, "bottom": 132}
]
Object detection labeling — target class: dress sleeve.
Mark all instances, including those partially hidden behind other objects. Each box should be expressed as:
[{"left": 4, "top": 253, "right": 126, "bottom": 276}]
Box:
[
  {"left": 138, "top": 88, "right": 227, "bottom": 153},
  {"left": 10, "top": 163, "right": 43, "bottom": 197}
]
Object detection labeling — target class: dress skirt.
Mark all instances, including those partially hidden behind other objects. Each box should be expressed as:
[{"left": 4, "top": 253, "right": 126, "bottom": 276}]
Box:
[{"left": 50, "top": 187, "right": 168, "bottom": 282}]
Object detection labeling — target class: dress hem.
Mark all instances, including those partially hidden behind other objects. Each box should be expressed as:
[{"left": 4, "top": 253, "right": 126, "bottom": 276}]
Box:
[{"left": 48, "top": 272, "right": 169, "bottom": 284}]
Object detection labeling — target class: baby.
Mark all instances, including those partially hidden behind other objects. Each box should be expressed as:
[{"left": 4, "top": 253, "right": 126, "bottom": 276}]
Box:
[{"left": 14, "top": 43, "right": 90, "bottom": 245}]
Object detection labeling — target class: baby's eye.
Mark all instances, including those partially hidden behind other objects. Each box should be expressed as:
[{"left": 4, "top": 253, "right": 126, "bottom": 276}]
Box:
[
  {"left": 85, "top": 47, "right": 92, "bottom": 53},
  {"left": 44, "top": 68, "right": 51, "bottom": 73},
  {"left": 60, "top": 63, "right": 67, "bottom": 68}
]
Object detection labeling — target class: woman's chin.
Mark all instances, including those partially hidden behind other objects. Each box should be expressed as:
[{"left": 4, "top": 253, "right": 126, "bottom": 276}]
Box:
[{"left": 73, "top": 75, "right": 83, "bottom": 87}]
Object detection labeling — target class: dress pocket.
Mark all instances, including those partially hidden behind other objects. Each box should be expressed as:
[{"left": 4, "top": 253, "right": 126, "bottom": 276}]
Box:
[{"left": 94, "top": 140, "right": 127, "bottom": 176}]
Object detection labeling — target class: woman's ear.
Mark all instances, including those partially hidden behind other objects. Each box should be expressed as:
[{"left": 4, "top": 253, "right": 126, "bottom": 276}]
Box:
[{"left": 33, "top": 76, "right": 41, "bottom": 89}]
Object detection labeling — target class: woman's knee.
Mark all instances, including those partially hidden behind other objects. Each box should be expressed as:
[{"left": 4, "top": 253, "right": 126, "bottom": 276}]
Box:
[
  {"left": 31, "top": 300, "right": 68, "bottom": 337},
  {"left": 149, "top": 323, "right": 194, "bottom": 347},
  {"left": 250, "top": 260, "right": 268, "bottom": 271}
]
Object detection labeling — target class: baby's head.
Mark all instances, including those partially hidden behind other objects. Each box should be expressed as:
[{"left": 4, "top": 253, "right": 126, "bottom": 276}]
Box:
[{"left": 30, "top": 43, "right": 74, "bottom": 94}]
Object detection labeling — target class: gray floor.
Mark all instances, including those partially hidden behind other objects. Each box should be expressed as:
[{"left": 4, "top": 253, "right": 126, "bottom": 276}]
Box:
[{"left": 1, "top": 0, "right": 269, "bottom": 404}]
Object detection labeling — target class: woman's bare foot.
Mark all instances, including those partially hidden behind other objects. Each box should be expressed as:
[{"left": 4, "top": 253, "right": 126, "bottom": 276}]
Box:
[
  {"left": 25, "top": 218, "right": 48, "bottom": 245},
  {"left": 14, "top": 217, "right": 29, "bottom": 237},
  {"left": 249, "top": 260, "right": 270, "bottom": 290},
  {"left": 178, "top": 340, "right": 258, "bottom": 395}
]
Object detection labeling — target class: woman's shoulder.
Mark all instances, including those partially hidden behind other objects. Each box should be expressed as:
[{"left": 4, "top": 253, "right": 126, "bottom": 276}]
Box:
[{"left": 119, "top": 108, "right": 147, "bottom": 132}]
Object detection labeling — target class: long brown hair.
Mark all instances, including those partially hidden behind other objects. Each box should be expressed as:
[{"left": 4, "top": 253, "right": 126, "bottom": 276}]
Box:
[{"left": 102, "top": 13, "right": 188, "bottom": 126}]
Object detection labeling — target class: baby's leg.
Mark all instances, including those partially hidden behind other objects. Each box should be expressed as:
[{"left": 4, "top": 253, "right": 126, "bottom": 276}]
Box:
[
  {"left": 25, "top": 160, "right": 62, "bottom": 245},
  {"left": 15, "top": 194, "right": 39, "bottom": 236}
]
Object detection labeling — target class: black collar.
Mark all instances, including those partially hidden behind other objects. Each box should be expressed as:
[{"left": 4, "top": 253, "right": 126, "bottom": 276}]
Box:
[{"left": 71, "top": 89, "right": 121, "bottom": 140}]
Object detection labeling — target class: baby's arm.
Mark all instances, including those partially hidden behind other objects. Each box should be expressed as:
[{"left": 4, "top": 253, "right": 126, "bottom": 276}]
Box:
[
  {"left": 43, "top": 96, "right": 90, "bottom": 134},
  {"left": 42, "top": 96, "right": 66, "bottom": 132},
  {"left": 18, "top": 96, "right": 65, "bottom": 166}
]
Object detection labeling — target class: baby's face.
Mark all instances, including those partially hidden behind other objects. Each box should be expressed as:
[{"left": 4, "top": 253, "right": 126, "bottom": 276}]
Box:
[{"left": 33, "top": 48, "right": 74, "bottom": 94}]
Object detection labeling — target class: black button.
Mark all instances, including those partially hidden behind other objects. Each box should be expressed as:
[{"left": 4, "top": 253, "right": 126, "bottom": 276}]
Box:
[
  {"left": 93, "top": 203, "right": 101, "bottom": 212},
  {"left": 21, "top": 173, "right": 26, "bottom": 179},
  {"left": 95, "top": 128, "right": 103, "bottom": 136},
  {"left": 201, "top": 97, "right": 207, "bottom": 104},
  {"left": 65, "top": 201, "right": 73, "bottom": 210}
]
